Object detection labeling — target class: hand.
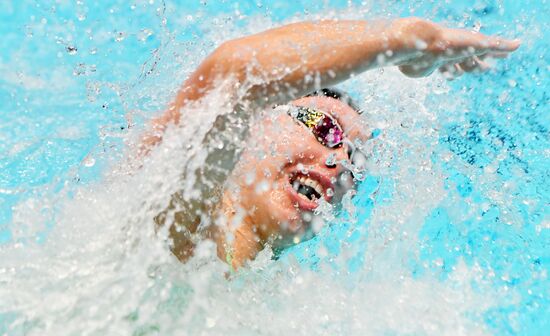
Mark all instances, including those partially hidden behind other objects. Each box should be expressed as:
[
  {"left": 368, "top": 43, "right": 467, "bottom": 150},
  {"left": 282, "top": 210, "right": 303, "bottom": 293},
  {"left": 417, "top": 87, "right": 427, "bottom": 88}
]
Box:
[{"left": 393, "top": 18, "right": 520, "bottom": 79}]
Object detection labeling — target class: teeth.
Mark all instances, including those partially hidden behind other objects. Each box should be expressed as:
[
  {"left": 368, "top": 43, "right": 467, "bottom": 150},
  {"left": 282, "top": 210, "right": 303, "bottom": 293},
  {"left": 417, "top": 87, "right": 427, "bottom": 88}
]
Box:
[{"left": 297, "top": 176, "right": 324, "bottom": 198}]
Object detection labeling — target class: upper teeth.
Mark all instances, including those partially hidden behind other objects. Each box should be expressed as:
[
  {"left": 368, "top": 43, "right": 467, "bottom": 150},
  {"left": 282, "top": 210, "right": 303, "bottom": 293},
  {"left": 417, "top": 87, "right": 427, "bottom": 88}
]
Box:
[{"left": 297, "top": 176, "right": 324, "bottom": 197}]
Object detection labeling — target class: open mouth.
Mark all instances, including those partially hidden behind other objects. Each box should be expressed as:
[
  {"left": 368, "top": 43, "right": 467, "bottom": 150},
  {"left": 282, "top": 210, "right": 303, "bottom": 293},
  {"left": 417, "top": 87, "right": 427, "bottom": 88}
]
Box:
[
  {"left": 286, "top": 170, "right": 334, "bottom": 211},
  {"left": 291, "top": 175, "right": 324, "bottom": 202}
]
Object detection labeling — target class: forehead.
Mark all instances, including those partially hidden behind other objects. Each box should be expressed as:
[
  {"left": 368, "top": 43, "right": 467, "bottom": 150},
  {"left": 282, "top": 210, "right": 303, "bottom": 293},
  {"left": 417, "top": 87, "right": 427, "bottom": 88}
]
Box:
[{"left": 291, "top": 95, "right": 371, "bottom": 141}]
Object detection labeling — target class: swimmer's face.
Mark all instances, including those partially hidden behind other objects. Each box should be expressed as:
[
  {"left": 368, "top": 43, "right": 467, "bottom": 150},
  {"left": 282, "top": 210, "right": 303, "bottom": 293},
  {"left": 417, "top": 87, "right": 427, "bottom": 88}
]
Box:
[{"left": 227, "top": 95, "right": 370, "bottom": 247}]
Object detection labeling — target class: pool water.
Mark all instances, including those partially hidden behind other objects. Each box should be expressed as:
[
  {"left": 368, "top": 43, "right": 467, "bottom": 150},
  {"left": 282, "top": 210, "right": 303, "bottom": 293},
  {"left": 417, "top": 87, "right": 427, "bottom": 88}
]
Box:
[{"left": 0, "top": 0, "right": 548, "bottom": 335}]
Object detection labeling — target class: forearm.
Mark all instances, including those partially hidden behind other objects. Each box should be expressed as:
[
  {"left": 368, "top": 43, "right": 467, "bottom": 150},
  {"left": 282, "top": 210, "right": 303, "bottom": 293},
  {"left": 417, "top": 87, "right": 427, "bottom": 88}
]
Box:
[
  {"left": 219, "top": 20, "right": 412, "bottom": 104},
  {"left": 143, "top": 17, "right": 518, "bottom": 149},
  {"left": 170, "top": 19, "right": 418, "bottom": 113},
  {"left": 143, "top": 19, "right": 404, "bottom": 149}
]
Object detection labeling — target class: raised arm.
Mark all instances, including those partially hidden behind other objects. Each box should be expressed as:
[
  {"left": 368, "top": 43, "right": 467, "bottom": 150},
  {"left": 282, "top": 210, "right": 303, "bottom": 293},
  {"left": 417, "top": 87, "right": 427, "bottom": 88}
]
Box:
[{"left": 142, "top": 18, "right": 519, "bottom": 149}]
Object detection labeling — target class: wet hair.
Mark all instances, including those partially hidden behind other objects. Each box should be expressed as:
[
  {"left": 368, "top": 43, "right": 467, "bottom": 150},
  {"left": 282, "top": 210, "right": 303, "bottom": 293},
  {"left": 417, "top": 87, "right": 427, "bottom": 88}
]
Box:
[{"left": 306, "top": 88, "right": 363, "bottom": 114}]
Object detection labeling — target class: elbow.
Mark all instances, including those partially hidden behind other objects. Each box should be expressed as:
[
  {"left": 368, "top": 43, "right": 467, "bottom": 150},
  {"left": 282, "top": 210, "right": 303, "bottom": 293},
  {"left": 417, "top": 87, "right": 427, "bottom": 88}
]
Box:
[{"left": 209, "top": 40, "right": 251, "bottom": 79}]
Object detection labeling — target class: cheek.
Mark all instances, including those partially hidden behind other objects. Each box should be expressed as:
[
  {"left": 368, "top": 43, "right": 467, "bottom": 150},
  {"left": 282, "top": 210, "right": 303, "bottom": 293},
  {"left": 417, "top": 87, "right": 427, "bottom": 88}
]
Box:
[
  {"left": 269, "top": 187, "right": 302, "bottom": 225},
  {"left": 269, "top": 183, "right": 290, "bottom": 206},
  {"left": 260, "top": 120, "right": 312, "bottom": 154},
  {"left": 241, "top": 142, "right": 292, "bottom": 175}
]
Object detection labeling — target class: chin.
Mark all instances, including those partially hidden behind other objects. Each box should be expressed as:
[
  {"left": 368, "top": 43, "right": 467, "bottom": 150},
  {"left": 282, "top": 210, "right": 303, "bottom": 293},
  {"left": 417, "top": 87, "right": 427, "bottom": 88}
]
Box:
[
  {"left": 269, "top": 196, "right": 314, "bottom": 239},
  {"left": 270, "top": 217, "right": 316, "bottom": 250},
  {"left": 250, "top": 189, "right": 304, "bottom": 237}
]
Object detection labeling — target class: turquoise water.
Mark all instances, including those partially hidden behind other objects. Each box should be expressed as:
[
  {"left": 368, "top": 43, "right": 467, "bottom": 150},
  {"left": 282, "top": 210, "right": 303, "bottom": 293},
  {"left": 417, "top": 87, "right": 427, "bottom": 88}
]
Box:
[{"left": 1, "top": 1, "right": 548, "bottom": 335}]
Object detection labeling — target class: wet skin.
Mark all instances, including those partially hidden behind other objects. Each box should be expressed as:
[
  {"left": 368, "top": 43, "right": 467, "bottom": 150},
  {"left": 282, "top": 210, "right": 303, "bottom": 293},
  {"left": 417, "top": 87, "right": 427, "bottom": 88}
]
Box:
[
  {"left": 218, "top": 95, "right": 370, "bottom": 267},
  {"left": 142, "top": 19, "right": 520, "bottom": 268}
]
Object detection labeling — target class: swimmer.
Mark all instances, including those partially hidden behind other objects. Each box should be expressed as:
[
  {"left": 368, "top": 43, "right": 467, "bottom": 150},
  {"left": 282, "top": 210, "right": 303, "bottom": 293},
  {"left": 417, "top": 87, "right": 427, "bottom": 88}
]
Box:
[{"left": 143, "top": 18, "right": 519, "bottom": 269}]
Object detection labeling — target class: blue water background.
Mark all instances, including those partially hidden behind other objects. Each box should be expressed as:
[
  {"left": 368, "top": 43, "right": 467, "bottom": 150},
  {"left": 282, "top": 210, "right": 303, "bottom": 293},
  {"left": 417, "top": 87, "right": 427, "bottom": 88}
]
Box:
[{"left": 0, "top": 0, "right": 548, "bottom": 334}]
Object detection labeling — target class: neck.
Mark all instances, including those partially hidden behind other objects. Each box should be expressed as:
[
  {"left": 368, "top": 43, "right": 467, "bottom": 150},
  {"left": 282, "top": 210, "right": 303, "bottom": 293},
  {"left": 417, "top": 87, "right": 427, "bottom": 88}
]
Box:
[{"left": 215, "top": 191, "right": 262, "bottom": 270}]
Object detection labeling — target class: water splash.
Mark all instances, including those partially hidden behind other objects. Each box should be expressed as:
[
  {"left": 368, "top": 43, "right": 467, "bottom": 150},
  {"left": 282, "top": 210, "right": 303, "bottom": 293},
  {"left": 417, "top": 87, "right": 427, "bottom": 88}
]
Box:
[{"left": 0, "top": 1, "right": 547, "bottom": 335}]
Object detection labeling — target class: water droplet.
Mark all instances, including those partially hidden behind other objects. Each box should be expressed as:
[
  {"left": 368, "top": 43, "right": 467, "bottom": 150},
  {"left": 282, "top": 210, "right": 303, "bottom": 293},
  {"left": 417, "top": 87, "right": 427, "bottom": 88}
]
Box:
[
  {"left": 317, "top": 245, "right": 328, "bottom": 258},
  {"left": 244, "top": 171, "right": 255, "bottom": 186},
  {"left": 73, "top": 64, "right": 85, "bottom": 76},
  {"left": 83, "top": 156, "right": 95, "bottom": 167},
  {"left": 73, "top": 63, "right": 96, "bottom": 76},
  {"left": 297, "top": 163, "right": 308, "bottom": 174},
  {"left": 206, "top": 317, "right": 216, "bottom": 328},
  {"left": 414, "top": 38, "right": 428, "bottom": 50},
  {"left": 376, "top": 53, "right": 386, "bottom": 65},
  {"left": 254, "top": 180, "right": 269, "bottom": 194},
  {"left": 115, "top": 32, "right": 126, "bottom": 42},
  {"left": 325, "top": 153, "right": 337, "bottom": 167},
  {"left": 66, "top": 46, "right": 78, "bottom": 55},
  {"left": 312, "top": 216, "right": 324, "bottom": 233},
  {"left": 137, "top": 28, "right": 153, "bottom": 42},
  {"left": 353, "top": 172, "right": 365, "bottom": 181},
  {"left": 24, "top": 25, "right": 33, "bottom": 37}
]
